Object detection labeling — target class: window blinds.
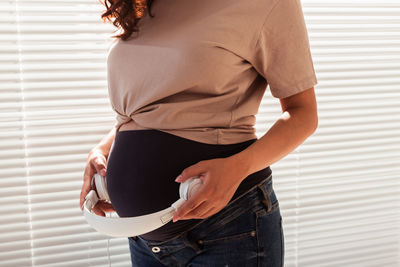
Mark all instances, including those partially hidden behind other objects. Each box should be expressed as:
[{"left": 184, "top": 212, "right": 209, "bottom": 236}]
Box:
[
  {"left": 0, "top": 0, "right": 399, "bottom": 266},
  {"left": 1, "top": 0, "right": 129, "bottom": 266},
  {"left": 258, "top": 1, "right": 400, "bottom": 266}
]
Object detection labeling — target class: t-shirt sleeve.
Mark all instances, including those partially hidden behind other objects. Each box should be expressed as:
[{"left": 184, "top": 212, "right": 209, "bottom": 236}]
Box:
[{"left": 250, "top": 0, "right": 318, "bottom": 99}]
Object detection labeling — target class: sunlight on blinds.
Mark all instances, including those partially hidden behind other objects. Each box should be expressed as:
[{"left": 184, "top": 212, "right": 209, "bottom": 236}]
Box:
[{"left": 0, "top": 0, "right": 399, "bottom": 266}]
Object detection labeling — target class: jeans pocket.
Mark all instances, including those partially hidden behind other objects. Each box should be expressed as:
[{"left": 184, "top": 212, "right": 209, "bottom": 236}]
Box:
[
  {"left": 268, "top": 189, "right": 280, "bottom": 213},
  {"left": 194, "top": 220, "right": 258, "bottom": 266},
  {"left": 191, "top": 227, "right": 259, "bottom": 267},
  {"left": 199, "top": 229, "right": 257, "bottom": 245},
  {"left": 194, "top": 207, "right": 257, "bottom": 245},
  {"left": 254, "top": 183, "right": 280, "bottom": 216}
]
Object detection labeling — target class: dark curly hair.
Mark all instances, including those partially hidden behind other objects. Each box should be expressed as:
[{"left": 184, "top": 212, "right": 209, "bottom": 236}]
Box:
[{"left": 99, "top": 0, "right": 156, "bottom": 41}]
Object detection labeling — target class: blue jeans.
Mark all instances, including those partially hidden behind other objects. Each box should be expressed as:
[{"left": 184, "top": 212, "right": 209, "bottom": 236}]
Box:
[{"left": 128, "top": 175, "right": 284, "bottom": 267}]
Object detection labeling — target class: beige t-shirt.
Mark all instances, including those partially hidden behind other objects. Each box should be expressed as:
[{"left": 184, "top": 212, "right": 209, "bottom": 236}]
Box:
[{"left": 107, "top": 0, "right": 318, "bottom": 145}]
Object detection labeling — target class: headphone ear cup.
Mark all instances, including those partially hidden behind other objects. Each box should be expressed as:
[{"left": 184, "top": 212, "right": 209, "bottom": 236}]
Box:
[
  {"left": 179, "top": 178, "right": 190, "bottom": 200},
  {"left": 94, "top": 173, "right": 110, "bottom": 202},
  {"left": 187, "top": 178, "right": 203, "bottom": 199},
  {"left": 179, "top": 176, "right": 203, "bottom": 200}
]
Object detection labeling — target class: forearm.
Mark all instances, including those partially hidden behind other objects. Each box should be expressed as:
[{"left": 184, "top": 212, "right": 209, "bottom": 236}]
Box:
[
  {"left": 230, "top": 107, "right": 318, "bottom": 178},
  {"left": 92, "top": 125, "right": 118, "bottom": 156}
]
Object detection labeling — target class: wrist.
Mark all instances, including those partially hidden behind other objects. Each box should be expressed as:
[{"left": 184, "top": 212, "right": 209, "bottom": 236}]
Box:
[
  {"left": 227, "top": 149, "right": 253, "bottom": 180},
  {"left": 90, "top": 146, "right": 109, "bottom": 157}
]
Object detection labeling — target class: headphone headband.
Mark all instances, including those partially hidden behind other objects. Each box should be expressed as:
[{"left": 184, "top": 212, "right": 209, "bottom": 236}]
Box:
[{"left": 83, "top": 174, "right": 202, "bottom": 237}]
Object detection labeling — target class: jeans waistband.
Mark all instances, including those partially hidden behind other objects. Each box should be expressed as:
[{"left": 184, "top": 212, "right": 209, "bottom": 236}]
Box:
[{"left": 135, "top": 173, "right": 274, "bottom": 246}]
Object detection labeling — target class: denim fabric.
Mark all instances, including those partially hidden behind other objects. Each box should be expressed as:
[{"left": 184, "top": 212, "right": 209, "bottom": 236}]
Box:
[{"left": 128, "top": 175, "right": 284, "bottom": 267}]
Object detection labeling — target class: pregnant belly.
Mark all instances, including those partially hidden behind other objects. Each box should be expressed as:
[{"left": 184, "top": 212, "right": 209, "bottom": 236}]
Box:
[{"left": 105, "top": 129, "right": 257, "bottom": 218}]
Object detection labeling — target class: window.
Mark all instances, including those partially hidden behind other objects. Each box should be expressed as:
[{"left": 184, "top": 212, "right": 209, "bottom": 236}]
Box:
[{"left": 0, "top": 0, "right": 399, "bottom": 266}]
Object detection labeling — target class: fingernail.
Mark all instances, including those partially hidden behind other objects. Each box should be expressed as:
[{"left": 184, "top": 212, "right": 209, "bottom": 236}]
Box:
[
  {"left": 175, "top": 175, "right": 182, "bottom": 182},
  {"left": 100, "top": 169, "right": 106, "bottom": 176}
]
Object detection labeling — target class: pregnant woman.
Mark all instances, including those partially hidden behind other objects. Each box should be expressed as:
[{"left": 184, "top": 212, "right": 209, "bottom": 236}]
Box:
[{"left": 80, "top": 0, "right": 318, "bottom": 266}]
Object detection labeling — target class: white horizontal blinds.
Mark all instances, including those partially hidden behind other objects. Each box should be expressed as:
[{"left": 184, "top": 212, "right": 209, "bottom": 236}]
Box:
[
  {"left": 0, "top": 1, "right": 33, "bottom": 267},
  {"left": 256, "top": 1, "right": 400, "bottom": 266},
  {"left": 1, "top": 1, "right": 400, "bottom": 267},
  {"left": 0, "top": 1, "right": 131, "bottom": 267}
]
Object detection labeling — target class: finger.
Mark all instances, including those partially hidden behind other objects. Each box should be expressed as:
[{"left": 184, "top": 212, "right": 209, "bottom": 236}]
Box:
[
  {"left": 197, "top": 205, "right": 220, "bottom": 219},
  {"left": 176, "top": 161, "right": 206, "bottom": 183},
  {"left": 80, "top": 179, "right": 92, "bottom": 210},
  {"left": 92, "top": 155, "right": 107, "bottom": 176},
  {"left": 80, "top": 154, "right": 106, "bottom": 210},
  {"left": 98, "top": 201, "right": 116, "bottom": 213},
  {"left": 178, "top": 180, "right": 210, "bottom": 215},
  {"left": 174, "top": 194, "right": 207, "bottom": 221},
  {"left": 80, "top": 161, "right": 98, "bottom": 209},
  {"left": 79, "top": 192, "right": 88, "bottom": 211},
  {"left": 174, "top": 201, "right": 205, "bottom": 222},
  {"left": 92, "top": 203, "right": 105, "bottom": 217},
  {"left": 181, "top": 201, "right": 213, "bottom": 220},
  {"left": 83, "top": 163, "right": 95, "bottom": 183}
]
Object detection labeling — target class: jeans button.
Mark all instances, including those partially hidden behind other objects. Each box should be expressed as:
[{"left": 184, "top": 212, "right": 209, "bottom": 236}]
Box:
[{"left": 152, "top": 246, "right": 161, "bottom": 253}]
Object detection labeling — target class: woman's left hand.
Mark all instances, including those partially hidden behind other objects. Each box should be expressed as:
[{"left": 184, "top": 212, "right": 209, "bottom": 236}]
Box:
[{"left": 172, "top": 156, "right": 249, "bottom": 222}]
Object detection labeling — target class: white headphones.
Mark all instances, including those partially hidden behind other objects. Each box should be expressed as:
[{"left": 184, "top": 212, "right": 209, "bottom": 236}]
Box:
[{"left": 82, "top": 173, "right": 203, "bottom": 237}]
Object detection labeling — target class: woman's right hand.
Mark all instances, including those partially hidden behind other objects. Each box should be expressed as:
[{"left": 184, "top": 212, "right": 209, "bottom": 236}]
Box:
[{"left": 80, "top": 148, "right": 115, "bottom": 216}]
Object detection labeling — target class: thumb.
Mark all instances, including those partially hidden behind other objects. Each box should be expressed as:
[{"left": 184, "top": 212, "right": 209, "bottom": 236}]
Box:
[
  {"left": 93, "top": 156, "right": 107, "bottom": 177},
  {"left": 175, "top": 161, "right": 205, "bottom": 183}
]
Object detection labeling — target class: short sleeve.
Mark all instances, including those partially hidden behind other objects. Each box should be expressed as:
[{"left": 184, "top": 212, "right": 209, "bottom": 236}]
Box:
[{"left": 250, "top": 0, "right": 318, "bottom": 99}]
